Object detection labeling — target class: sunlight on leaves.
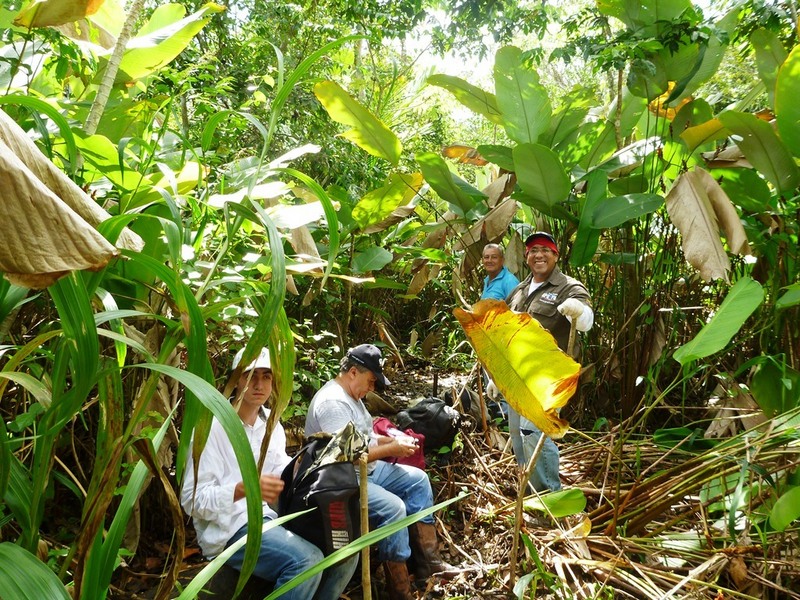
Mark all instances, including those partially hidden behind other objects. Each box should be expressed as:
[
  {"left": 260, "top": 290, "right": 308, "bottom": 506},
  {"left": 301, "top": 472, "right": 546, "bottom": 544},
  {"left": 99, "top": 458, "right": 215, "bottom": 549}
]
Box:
[
  {"left": 313, "top": 80, "right": 401, "bottom": 165},
  {"left": 14, "top": 0, "right": 105, "bottom": 28},
  {"left": 454, "top": 299, "right": 579, "bottom": 438}
]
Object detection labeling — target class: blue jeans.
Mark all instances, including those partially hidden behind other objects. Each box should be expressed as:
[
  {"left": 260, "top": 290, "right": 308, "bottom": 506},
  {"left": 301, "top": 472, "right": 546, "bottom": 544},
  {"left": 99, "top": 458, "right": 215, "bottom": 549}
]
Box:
[
  {"left": 508, "top": 407, "right": 562, "bottom": 493},
  {"left": 226, "top": 518, "right": 358, "bottom": 600},
  {"left": 367, "top": 460, "right": 435, "bottom": 562}
]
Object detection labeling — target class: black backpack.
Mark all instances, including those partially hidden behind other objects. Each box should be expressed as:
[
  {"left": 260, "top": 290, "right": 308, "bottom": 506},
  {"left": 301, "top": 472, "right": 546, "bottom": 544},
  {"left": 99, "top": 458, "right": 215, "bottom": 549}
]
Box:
[
  {"left": 277, "top": 435, "right": 360, "bottom": 555},
  {"left": 395, "top": 397, "right": 461, "bottom": 451}
]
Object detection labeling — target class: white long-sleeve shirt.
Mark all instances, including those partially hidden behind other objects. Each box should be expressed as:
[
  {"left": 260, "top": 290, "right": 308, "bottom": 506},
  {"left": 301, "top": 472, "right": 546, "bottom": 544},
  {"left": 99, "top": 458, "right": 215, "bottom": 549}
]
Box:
[{"left": 180, "top": 410, "right": 291, "bottom": 557}]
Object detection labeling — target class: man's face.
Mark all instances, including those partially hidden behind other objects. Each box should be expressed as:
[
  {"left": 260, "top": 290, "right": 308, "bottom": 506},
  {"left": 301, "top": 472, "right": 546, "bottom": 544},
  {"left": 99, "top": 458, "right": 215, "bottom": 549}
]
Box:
[
  {"left": 526, "top": 245, "right": 558, "bottom": 282},
  {"left": 482, "top": 247, "right": 504, "bottom": 277},
  {"left": 238, "top": 368, "right": 273, "bottom": 407},
  {"left": 349, "top": 367, "right": 377, "bottom": 399}
]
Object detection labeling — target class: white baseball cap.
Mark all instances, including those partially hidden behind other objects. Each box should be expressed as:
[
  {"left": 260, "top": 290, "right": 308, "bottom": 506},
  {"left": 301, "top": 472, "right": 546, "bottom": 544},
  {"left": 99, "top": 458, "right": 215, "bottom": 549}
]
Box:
[{"left": 232, "top": 347, "right": 271, "bottom": 372}]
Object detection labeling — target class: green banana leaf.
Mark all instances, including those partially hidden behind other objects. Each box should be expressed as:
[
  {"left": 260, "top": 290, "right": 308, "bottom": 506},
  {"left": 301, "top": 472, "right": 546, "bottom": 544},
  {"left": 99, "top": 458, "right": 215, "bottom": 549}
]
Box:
[
  {"left": 717, "top": 110, "right": 800, "bottom": 194},
  {"left": 427, "top": 74, "right": 503, "bottom": 125},
  {"left": 673, "top": 277, "right": 764, "bottom": 365},
  {"left": 314, "top": 80, "right": 401, "bottom": 165},
  {"left": 494, "top": 46, "right": 551, "bottom": 144},
  {"left": 775, "top": 45, "right": 800, "bottom": 158},
  {"left": 591, "top": 193, "right": 664, "bottom": 229},
  {"left": 513, "top": 143, "right": 570, "bottom": 209}
]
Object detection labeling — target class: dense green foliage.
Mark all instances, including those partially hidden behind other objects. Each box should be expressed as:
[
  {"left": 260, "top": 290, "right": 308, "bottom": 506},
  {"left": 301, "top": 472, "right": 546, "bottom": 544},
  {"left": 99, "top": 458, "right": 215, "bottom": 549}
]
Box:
[{"left": 0, "top": 0, "right": 798, "bottom": 598}]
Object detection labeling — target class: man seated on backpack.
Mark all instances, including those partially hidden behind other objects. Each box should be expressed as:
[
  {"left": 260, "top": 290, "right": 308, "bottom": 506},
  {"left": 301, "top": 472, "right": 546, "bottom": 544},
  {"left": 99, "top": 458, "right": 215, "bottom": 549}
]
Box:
[
  {"left": 305, "top": 344, "right": 459, "bottom": 600},
  {"left": 180, "top": 347, "right": 357, "bottom": 600}
]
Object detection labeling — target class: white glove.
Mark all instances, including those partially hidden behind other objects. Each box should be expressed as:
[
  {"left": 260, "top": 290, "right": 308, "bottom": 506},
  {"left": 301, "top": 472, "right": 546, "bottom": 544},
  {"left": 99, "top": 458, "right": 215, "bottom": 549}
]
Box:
[
  {"left": 486, "top": 380, "right": 500, "bottom": 400},
  {"left": 557, "top": 298, "right": 586, "bottom": 320}
]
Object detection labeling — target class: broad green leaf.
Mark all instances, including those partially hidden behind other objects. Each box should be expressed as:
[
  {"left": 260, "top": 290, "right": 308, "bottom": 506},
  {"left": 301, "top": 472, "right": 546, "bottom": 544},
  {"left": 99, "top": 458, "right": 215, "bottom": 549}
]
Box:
[
  {"left": 776, "top": 283, "right": 800, "bottom": 309},
  {"left": 673, "top": 277, "right": 764, "bottom": 365},
  {"left": 427, "top": 74, "right": 503, "bottom": 125},
  {"left": 717, "top": 110, "right": 799, "bottom": 194},
  {"left": 591, "top": 193, "right": 664, "bottom": 228},
  {"left": 352, "top": 173, "right": 422, "bottom": 230},
  {"left": 579, "top": 121, "right": 617, "bottom": 169},
  {"left": 627, "top": 55, "right": 669, "bottom": 100},
  {"left": 596, "top": 0, "right": 692, "bottom": 29},
  {"left": 13, "top": 0, "right": 104, "bottom": 28},
  {"left": 111, "top": 3, "right": 224, "bottom": 85},
  {"left": 314, "top": 80, "right": 401, "bottom": 166},
  {"left": 416, "top": 152, "right": 477, "bottom": 216},
  {"left": 712, "top": 167, "right": 772, "bottom": 213},
  {"left": 571, "top": 170, "right": 605, "bottom": 267},
  {"left": 671, "top": 99, "right": 714, "bottom": 145},
  {"left": 769, "top": 486, "right": 800, "bottom": 531},
  {"left": 751, "top": 28, "right": 787, "bottom": 108},
  {"left": 523, "top": 488, "right": 587, "bottom": 518},
  {"left": 750, "top": 359, "right": 800, "bottom": 417},
  {"left": 669, "top": 14, "right": 733, "bottom": 102},
  {"left": 476, "top": 144, "right": 514, "bottom": 171},
  {"left": 494, "top": 46, "right": 551, "bottom": 144},
  {"left": 454, "top": 299, "right": 580, "bottom": 438},
  {"left": 775, "top": 45, "right": 800, "bottom": 158},
  {"left": 352, "top": 246, "right": 393, "bottom": 273},
  {"left": 0, "top": 542, "right": 71, "bottom": 600},
  {"left": 513, "top": 143, "right": 570, "bottom": 209}
]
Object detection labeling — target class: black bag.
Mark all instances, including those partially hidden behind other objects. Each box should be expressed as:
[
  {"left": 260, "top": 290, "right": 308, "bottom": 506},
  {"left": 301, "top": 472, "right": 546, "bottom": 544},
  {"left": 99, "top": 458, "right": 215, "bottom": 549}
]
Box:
[
  {"left": 395, "top": 397, "right": 461, "bottom": 451},
  {"left": 278, "top": 435, "right": 360, "bottom": 555}
]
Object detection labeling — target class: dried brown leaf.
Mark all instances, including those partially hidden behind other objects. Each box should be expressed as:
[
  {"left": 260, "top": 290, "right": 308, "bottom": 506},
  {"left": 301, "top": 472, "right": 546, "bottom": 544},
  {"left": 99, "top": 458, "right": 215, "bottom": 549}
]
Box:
[
  {"left": 665, "top": 167, "right": 732, "bottom": 282},
  {"left": 0, "top": 138, "right": 117, "bottom": 287},
  {"left": 0, "top": 109, "right": 143, "bottom": 251}
]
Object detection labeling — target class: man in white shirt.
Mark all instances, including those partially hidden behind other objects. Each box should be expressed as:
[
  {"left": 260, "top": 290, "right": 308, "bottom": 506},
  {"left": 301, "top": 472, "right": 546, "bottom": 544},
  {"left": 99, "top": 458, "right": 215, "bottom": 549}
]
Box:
[{"left": 180, "top": 347, "right": 356, "bottom": 599}]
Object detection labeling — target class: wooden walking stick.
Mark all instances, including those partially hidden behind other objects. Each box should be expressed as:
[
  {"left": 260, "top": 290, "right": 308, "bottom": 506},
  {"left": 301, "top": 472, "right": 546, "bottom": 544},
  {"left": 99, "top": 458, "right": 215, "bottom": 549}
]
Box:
[
  {"left": 359, "top": 453, "right": 372, "bottom": 600},
  {"left": 508, "top": 319, "right": 578, "bottom": 591}
]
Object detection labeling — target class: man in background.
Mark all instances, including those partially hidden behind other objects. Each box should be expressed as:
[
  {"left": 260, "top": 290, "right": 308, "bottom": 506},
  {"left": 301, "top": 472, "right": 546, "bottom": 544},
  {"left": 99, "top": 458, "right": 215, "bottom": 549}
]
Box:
[{"left": 480, "top": 243, "right": 519, "bottom": 301}]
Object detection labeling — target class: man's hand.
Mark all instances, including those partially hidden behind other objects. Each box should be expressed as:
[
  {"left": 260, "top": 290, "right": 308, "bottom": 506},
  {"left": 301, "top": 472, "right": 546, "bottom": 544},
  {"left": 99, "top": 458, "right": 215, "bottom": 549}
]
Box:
[
  {"left": 258, "top": 474, "right": 285, "bottom": 504},
  {"left": 387, "top": 436, "right": 418, "bottom": 458},
  {"left": 557, "top": 298, "right": 585, "bottom": 319},
  {"left": 234, "top": 474, "right": 285, "bottom": 503}
]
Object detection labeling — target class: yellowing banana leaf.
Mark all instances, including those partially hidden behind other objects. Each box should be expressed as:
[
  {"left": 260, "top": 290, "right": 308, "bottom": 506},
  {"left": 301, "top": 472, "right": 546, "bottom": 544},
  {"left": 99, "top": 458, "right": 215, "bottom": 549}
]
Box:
[
  {"left": 14, "top": 0, "right": 104, "bottom": 28},
  {"left": 454, "top": 299, "right": 579, "bottom": 438}
]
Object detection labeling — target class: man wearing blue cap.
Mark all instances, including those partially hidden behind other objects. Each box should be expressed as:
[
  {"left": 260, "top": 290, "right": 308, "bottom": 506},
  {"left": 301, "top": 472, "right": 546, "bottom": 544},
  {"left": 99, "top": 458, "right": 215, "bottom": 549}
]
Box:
[
  {"left": 500, "top": 232, "right": 594, "bottom": 493},
  {"left": 180, "top": 347, "right": 357, "bottom": 600},
  {"left": 305, "top": 344, "right": 458, "bottom": 600}
]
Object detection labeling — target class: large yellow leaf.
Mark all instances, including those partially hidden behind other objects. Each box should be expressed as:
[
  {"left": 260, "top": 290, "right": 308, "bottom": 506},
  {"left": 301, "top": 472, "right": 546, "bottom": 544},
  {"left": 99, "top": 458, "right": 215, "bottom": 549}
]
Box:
[
  {"left": 454, "top": 299, "right": 579, "bottom": 438},
  {"left": 14, "top": 0, "right": 105, "bottom": 28}
]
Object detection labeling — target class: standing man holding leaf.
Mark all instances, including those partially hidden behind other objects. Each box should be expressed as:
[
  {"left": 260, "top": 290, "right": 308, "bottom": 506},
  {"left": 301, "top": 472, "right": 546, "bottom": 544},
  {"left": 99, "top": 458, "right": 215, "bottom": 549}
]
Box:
[{"left": 498, "top": 231, "right": 594, "bottom": 492}]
